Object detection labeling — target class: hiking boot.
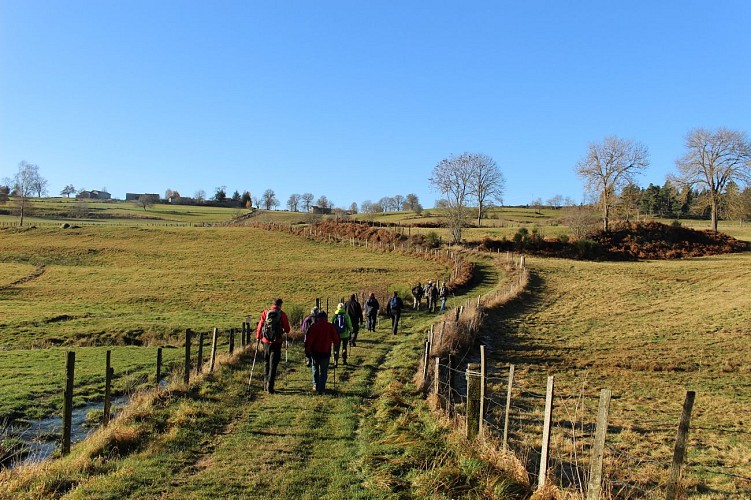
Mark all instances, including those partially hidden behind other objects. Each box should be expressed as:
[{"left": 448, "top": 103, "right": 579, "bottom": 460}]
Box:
[{"left": 350, "top": 341, "right": 356, "bottom": 347}]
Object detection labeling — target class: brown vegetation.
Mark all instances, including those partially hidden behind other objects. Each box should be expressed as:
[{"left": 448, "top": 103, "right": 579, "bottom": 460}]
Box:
[{"left": 475, "top": 221, "right": 749, "bottom": 260}]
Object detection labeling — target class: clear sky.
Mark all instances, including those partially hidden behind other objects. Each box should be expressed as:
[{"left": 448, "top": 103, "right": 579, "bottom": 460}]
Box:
[{"left": 1, "top": 1, "right": 749, "bottom": 208}]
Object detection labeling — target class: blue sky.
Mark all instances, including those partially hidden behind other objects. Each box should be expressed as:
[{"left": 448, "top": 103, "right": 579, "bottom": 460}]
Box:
[{"left": 1, "top": 1, "right": 749, "bottom": 208}]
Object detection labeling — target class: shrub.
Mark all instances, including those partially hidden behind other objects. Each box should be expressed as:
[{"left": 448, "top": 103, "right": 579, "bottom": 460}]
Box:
[{"left": 424, "top": 231, "right": 441, "bottom": 248}]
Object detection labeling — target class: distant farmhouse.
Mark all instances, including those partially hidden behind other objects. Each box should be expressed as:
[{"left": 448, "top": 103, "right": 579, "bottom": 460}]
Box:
[
  {"left": 309, "top": 205, "right": 332, "bottom": 215},
  {"left": 76, "top": 190, "right": 111, "bottom": 200},
  {"left": 126, "top": 193, "right": 160, "bottom": 202}
]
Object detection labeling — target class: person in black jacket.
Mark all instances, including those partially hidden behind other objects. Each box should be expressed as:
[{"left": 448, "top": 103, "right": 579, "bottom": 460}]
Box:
[
  {"left": 386, "top": 291, "right": 404, "bottom": 335},
  {"left": 364, "top": 292, "right": 380, "bottom": 332},
  {"left": 344, "top": 294, "right": 364, "bottom": 346}
]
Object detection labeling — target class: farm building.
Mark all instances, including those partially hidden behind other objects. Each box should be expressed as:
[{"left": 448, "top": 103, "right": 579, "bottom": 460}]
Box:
[{"left": 76, "top": 190, "right": 112, "bottom": 200}]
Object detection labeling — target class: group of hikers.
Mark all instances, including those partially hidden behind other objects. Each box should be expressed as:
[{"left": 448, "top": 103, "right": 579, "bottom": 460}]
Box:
[
  {"left": 254, "top": 283, "right": 449, "bottom": 395},
  {"left": 411, "top": 280, "right": 449, "bottom": 313}
]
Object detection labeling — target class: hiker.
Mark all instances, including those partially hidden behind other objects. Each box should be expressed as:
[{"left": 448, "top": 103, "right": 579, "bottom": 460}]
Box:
[
  {"left": 344, "top": 294, "right": 364, "bottom": 346},
  {"left": 364, "top": 292, "right": 380, "bottom": 332},
  {"left": 411, "top": 282, "right": 424, "bottom": 310},
  {"left": 386, "top": 291, "right": 404, "bottom": 335},
  {"left": 331, "top": 303, "right": 353, "bottom": 366},
  {"left": 255, "top": 298, "right": 291, "bottom": 394},
  {"left": 304, "top": 311, "right": 339, "bottom": 395},
  {"left": 427, "top": 280, "right": 439, "bottom": 313},
  {"left": 301, "top": 306, "right": 319, "bottom": 367},
  {"left": 439, "top": 283, "right": 449, "bottom": 311}
]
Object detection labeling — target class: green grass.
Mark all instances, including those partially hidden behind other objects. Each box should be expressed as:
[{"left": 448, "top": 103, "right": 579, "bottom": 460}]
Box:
[
  {"left": 484, "top": 252, "right": 751, "bottom": 495},
  {"left": 0, "top": 225, "right": 448, "bottom": 423},
  {"left": 0, "top": 346, "right": 185, "bottom": 420}
]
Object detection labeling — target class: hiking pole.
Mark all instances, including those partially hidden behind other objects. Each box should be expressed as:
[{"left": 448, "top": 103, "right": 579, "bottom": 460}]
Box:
[
  {"left": 247, "top": 338, "right": 261, "bottom": 393},
  {"left": 284, "top": 332, "right": 289, "bottom": 388}
]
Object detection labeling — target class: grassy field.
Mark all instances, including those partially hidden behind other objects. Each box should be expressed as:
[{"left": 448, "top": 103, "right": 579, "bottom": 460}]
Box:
[
  {"left": 483, "top": 252, "right": 751, "bottom": 496},
  {"left": 0, "top": 225, "right": 449, "bottom": 423}
]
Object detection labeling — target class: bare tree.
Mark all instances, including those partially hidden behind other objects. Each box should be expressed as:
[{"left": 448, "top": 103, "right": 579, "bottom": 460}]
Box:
[
  {"left": 137, "top": 194, "right": 156, "bottom": 211},
  {"left": 301, "top": 192, "right": 314, "bottom": 211},
  {"left": 61, "top": 184, "right": 76, "bottom": 198},
  {"left": 4, "top": 161, "right": 46, "bottom": 225},
  {"left": 393, "top": 194, "right": 405, "bottom": 211},
  {"left": 349, "top": 202, "right": 358, "bottom": 214},
  {"left": 194, "top": 190, "right": 206, "bottom": 203},
  {"left": 287, "top": 193, "right": 301, "bottom": 212},
  {"left": 467, "top": 153, "right": 504, "bottom": 226},
  {"left": 672, "top": 128, "right": 751, "bottom": 231},
  {"left": 430, "top": 153, "right": 474, "bottom": 243},
  {"left": 403, "top": 193, "right": 423, "bottom": 214},
  {"left": 0, "top": 185, "right": 9, "bottom": 203},
  {"left": 315, "top": 195, "right": 330, "bottom": 209},
  {"left": 576, "top": 136, "right": 649, "bottom": 232},
  {"left": 547, "top": 194, "right": 564, "bottom": 209},
  {"left": 263, "top": 189, "right": 278, "bottom": 210}
]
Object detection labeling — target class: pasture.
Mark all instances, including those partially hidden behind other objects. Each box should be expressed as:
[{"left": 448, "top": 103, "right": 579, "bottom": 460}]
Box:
[
  {"left": 0, "top": 224, "right": 449, "bottom": 422},
  {"left": 484, "top": 251, "right": 751, "bottom": 495}
]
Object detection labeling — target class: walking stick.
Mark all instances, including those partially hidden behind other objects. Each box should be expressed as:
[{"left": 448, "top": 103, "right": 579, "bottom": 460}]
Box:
[
  {"left": 333, "top": 357, "right": 337, "bottom": 391},
  {"left": 247, "top": 338, "right": 261, "bottom": 393},
  {"left": 284, "top": 332, "right": 289, "bottom": 388}
]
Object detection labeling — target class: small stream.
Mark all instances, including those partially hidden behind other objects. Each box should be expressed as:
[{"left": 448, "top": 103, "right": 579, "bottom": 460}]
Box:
[{"left": 5, "top": 395, "right": 130, "bottom": 467}]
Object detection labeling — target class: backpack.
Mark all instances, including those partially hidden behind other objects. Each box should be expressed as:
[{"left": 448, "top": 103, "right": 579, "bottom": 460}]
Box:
[
  {"left": 389, "top": 296, "right": 400, "bottom": 311},
  {"left": 333, "top": 313, "right": 347, "bottom": 334},
  {"left": 301, "top": 314, "right": 315, "bottom": 336},
  {"left": 262, "top": 308, "right": 283, "bottom": 342}
]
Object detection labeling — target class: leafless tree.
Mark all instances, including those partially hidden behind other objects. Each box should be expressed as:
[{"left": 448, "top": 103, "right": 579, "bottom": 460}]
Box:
[
  {"left": 301, "top": 193, "right": 314, "bottom": 211},
  {"left": 403, "top": 193, "right": 423, "bottom": 214},
  {"left": 137, "top": 194, "right": 157, "bottom": 211},
  {"left": 4, "top": 161, "right": 46, "bottom": 225},
  {"left": 547, "top": 194, "right": 564, "bottom": 209},
  {"left": 315, "top": 195, "right": 330, "bottom": 209},
  {"left": 194, "top": 190, "right": 206, "bottom": 203},
  {"left": 575, "top": 136, "right": 649, "bottom": 232},
  {"left": 61, "top": 184, "right": 76, "bottom": 198},
  {"left": 393, "top": 194, "right": 405, "bottom": 211},
  {"left": 349, "top": 202, "right": 358, "bottom": 214},
  {"left": 430, "top": 153, "right": 474, "bottom": 243},
  {"left": 672, "top": 127, "right": 751, "bottom": 231},
  {"left": 263, "top": 189, "right": 278, "bottom": 210},
  {"left": 287, "top": 193, "right": 301, "bottom": 212},
  {"left": 467, "top": 153, "right": 504, "bottom": 226}
]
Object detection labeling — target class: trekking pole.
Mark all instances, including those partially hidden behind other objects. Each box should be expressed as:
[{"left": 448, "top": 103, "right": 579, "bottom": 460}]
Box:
[
  {"left": 333, "top": 358, "right": 337, "bottom": 392},
  {"left": 247, "top": 338, "right": 261, "bottom": 393},
  {"left": 284, "top": 332, "right": 289, "bottom": 388}
]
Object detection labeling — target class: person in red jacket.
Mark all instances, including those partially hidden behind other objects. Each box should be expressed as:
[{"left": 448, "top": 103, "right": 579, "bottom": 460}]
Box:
[
  {"left": 304, "top": 311, "right": 339, "bottom": 395},
  {"left": 255, "top": 298, "right": 291, "bottom": 394}
]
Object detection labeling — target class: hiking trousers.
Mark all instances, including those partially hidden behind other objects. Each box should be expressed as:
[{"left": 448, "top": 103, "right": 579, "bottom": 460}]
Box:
[
  {"left": 311, "top": 353, "right": 330, "bottom": 395},
  {"left": 263, "top": 342, "right": 282, "bottom": 393},
  {"left": 391, "top": 312, "right": 401, "bottom": 335}
]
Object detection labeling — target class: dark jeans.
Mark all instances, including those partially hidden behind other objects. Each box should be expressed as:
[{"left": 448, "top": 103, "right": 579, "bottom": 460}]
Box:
[
  {"left": 263, "top": 342, "right": 282, "bottom": 392},
  {"left": 366, "top": 314, "right": 377, "bottom": 331},
  {"left": 350, "top": 322, "right": 360, "bottom": 343},
  {"left": 312, "top": 353, "right": 330, "bottom": 395},
  {"left": 334, "top": 338, "right": 349, "bottom": 364},
  {"left": 391, "top": 312, "right": 401, "bottom": 335}
]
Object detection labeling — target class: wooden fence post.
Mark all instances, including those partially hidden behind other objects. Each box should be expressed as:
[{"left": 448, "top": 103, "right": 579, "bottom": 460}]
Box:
[
  {"left": 229, "top": 328, "right": 235, "bottom": 354},
  {"left": 447, "top": 354, "right": 454, "bottom": 415},
  {"left": 586, "top": 389, "right": 612, "bottom": 500},
  {"left": 209, "top": 327, "right": 219, "bottom": 372},
  {"left": 62, "top": 351, "right": 75, "bottom": 455},
  {"left": 537, "top": 375, "right": 555, "bottom": 490},
  {"left": 666, "top": 391, "right": 697, "bottom": 500},
  {"left": 196, "top": 332, "right": 205, "bottom": 374},
  {"left": 503, "top": 364, "right": 515, "bottom": 450},
  {"left": 466, "top": 363, "right": 481, "bottom": 440},
  {"left": 184, "top": 329, "right": 192, "bottom": 385},
  {"left": 434, "top": 357, "right": 441, "bottom": 400},
  {"left": 241, "top": 322, "right": 246, "bottom": 346},
  {"left": 156, "top": 347, "right": 163, "bottom": 386},
  {"left": 479, "top": 345, "right": 486, "bottom": 437},
  {"left": 103, "top": 350, "right": 112, "bottom": 426},
  {"left": 422, "top": 340, "right": 431, "bottom": 384}
]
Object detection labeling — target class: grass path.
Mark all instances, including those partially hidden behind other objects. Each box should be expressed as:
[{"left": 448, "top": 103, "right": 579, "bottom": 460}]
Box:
[{"left": 160, "top": 327, "right": 402, "bottom": 499}]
